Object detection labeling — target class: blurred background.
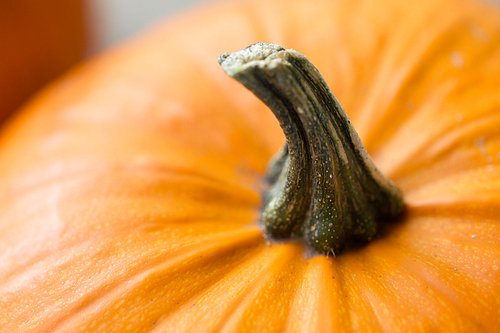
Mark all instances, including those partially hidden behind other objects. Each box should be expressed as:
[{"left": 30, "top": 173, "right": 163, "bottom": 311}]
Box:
[
  {"left": 0, "top": 0, "right": 208, "bottom": 124},
  {"left": 88, "top": 0, "right": 210, "bottom": 52},
  {"left": 87, "top": 0, "right": 500, "bottom": 51},
  {"left": 1, "top": 0, "right": 499, "bottom": 125}
]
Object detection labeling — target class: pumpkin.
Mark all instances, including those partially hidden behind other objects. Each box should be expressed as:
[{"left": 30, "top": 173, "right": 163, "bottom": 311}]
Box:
[
  {"left": 1, "top": 0, "right": 499, "bottom": 331},
  {"left": 0, "top": 0, "right": 87, "bottom": 123}
]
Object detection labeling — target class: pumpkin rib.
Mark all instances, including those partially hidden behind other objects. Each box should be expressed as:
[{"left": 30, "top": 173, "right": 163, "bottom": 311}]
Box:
[
  {"left": 364, "top": 15, "right": 500, "bottom": 154},
  {"left": 221, "top": 245, "right": 307, "bottom": 333},
  {"left": 165, "top": 245, "right": 275, "bottom": 332},
  {"left": 58, "top": 233, "right": 264, "bottom": 333},
  {"left": 1, "top": 160, "right": 261, "bottom": 208},
  {"left": 282, "top": 257, "right": 342, "bottom": 332},
  {"left": 335, "top": 257, "right": 386, "bottom": 332},
  {"left": 404, "top": 169, "right": 500, "bottom": 204},
  {"left": 384, "top": 245, "right": 499, "bottom": 331},
  {"left": 354, "top": 244, "right": 490, "bottom": 332},
  {"left": 314, "top": 0, "right": 401, "bottom": 135},
  {"left": 404, "top": 234, "right": 500, "bottom": 270},
  {"left": 0, "top": 161, "right": 267, "bottom": 331},
  {"left": 1, "top": 228, "right": 264, "bottom": 333},
  {"left": 357, "top": 3, "right": 466, "bottom": 147},
  {"left": 375, "top": 94, "right": 500, "bottom": 177},
  {"left": 405, "top": 201, "right": 500, "bottom": 222},
  {"left": 363, "top": 1, "right": 500, "bottom": 151},
  {"left": 372, "top": 79, "right": 459, "bottom": 175},
  {"left": 385, "top": 227, "right": 500, "bottom": 282},
  {"left": 155, "top": 244, "right": 303, "bottom": 332},
  {"left": 390, "top": 112, "right": 500, "bottom": 181},
  {"left": 206, "top": 246, "right": 301, "bottom": 333},
  {"left": 384, "top": 218, "right": 500, "bottom": 290},
  {"left": 367, "top": 13, "right": 500, "bottom": 174},
  {"left": 313, "top": 0, "right": 384, "bottom": 123},
  {"left": 0, "top": 163, "right": 261, "bottom": 263},
  {"left": 397, "top": 168, "right": 500, "bottom": 204},
  {"left": 330, "top": 259, "right": 353, "bottom": 331}
]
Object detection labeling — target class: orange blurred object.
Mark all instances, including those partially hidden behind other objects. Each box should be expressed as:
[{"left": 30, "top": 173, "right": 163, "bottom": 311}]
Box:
[{"left": 0, "top": 0, "right": 87, "bottom": 123}]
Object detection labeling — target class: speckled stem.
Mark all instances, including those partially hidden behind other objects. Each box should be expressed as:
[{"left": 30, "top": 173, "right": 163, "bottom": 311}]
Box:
[{"left": 219, "top": 42, "right": 404, "bottom": 254}]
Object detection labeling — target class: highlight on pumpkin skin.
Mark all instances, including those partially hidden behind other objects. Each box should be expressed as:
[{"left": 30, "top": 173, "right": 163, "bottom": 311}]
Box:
[{"left": 219, "top": 42, "right": 405, "bottom": 254}]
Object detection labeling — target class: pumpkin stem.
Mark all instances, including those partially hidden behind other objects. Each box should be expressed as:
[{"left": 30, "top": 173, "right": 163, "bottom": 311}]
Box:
[{"left": 219, "top": 42, "right": 404, "bottom": 254}]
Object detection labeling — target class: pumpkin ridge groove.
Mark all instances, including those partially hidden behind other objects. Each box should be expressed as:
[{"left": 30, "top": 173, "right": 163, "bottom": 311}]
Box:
[
  {"left": 360, "top": 244, "right": 491, "bottom": 332},
  {"left": 212, "top": 248, "right": 301, "bottom": 333},
  {"left": 156, "top": 244, "right": 302, "bottom": 333},
  {"left": 385, "top": 112, "right": 500, "bottom": 180},
  {"left": 214, "top": 245, "right": 305, "bottom": 333},
  {"left": 362, "top": 13, "right": 499, "bottom": 153},
  {"left": 355, "top": 4, "right": 464, "bottom": 146},
  {"left": 34, "top": 228, "right": 264, "bottom": 332},
  {"left": 337, "top": 260, "right": 385, "bottom": 332},
  {"left": 404, "top": 201, "right": 500, "bottom": 221},
  {"left": 389, "top": 247, "right": 499, "bottom": 331}
]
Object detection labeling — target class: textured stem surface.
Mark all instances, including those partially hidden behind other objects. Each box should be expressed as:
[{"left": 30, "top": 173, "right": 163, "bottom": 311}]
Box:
[{"left": 219, "top": 42, "right": 404, "bottom": 254}]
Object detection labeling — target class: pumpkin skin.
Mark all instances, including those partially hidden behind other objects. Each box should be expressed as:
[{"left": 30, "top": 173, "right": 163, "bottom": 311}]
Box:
[
  {"left": 0, "top": 0, "right": 87, "bottom": 123},
  {"left": 0, "top": 0, "right": 500, "bottom": 331}
]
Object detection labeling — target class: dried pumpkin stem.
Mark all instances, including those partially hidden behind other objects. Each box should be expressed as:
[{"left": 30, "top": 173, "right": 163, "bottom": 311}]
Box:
[{"left": 219, "top": 42, "right": 404, "bottom": 254}]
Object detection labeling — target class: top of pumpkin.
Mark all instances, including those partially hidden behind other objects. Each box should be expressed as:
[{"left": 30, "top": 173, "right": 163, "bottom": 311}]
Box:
[{"left": 0, "top": 0, "right": 499, "bottom": 331}]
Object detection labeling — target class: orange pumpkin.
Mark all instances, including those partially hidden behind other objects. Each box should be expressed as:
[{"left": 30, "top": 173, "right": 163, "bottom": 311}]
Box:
[
  {"left": 1, "top": 0, "right": 499, "bottom": 331},
  {"left": 0, "top": 0, "right": 87, "bottom": 123}
]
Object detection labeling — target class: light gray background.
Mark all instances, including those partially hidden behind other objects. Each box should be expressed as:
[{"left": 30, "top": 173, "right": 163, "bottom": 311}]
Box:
[{"left": 87, "top": 0, "right": 210, "bottom": 52}]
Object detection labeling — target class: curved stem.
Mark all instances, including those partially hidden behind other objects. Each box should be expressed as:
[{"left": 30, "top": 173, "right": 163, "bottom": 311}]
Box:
[{"left": 219, "top": 42, "right": 404, "bottom": 254}]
